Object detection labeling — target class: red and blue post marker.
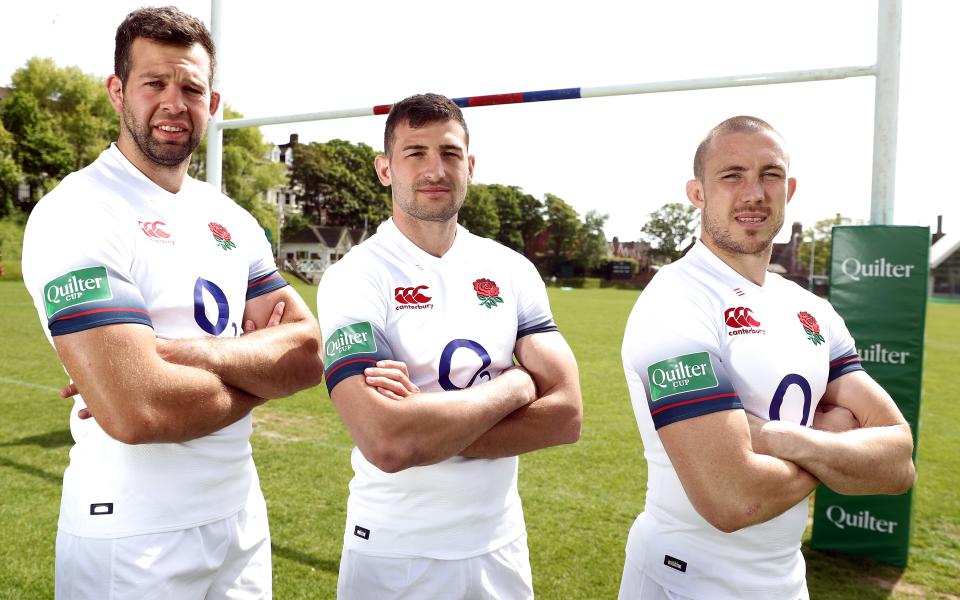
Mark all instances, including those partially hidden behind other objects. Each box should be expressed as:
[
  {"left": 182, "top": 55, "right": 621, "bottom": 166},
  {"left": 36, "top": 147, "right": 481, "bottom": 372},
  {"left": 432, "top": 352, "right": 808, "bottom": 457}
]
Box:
[{"left": 372, "top": 87, "right": 583, "bottom": 115}]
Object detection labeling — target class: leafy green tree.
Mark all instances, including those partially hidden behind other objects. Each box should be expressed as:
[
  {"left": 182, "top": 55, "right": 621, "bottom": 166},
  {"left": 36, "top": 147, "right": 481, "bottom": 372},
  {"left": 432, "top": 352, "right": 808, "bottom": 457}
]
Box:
[
  {"left": 575, "top": 210, "right": 610, "bottom": 272},
  {"left": 798, "top": 214, "right": 854, "bottom": 276},
  {"left": 640, "top": 202, "right": 699, "bottom": 262},
  {"left": 0, "top": 123, "right": 23, "bottom": 218},
  {"left": 189, "top": 107, "right": 287, "bottom": 236},
  {"left": 0, "top": 90, "right": 73, "bottom": 209},
  {"left": 486, "top": 184, "right": 525, "bottom": 251},
  {"left": 517, "top": 192, "right": 545, "bottom": 251},
  {"left": 289, "top": 139, "right": 390, "bottom": 229},
  {"left": 10, "top": 58, "right": 117, "bottom": 172},
  {"left": 460, "top": 184, "right": 500, "bottom": 239},
  {"left": 544, "top": 193, "right": 582, "bottom": 269}
]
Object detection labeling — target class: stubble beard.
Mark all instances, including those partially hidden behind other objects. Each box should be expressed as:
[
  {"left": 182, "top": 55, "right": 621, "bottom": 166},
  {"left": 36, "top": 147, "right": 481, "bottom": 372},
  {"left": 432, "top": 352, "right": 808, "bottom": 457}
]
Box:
[
  {"left": 395, "top": 180, "right": 465, "bottom": 223},
  {"left": 702, "top": 203, "right": 784, "bottom": 256},
  {"left": 122, "top": 103, "right": 201, "bottom": 167}
]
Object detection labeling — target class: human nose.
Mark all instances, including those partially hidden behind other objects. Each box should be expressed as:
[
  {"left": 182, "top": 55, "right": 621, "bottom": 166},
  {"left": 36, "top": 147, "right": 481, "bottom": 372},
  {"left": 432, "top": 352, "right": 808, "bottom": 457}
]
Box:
[
  {"left": 421, "top": 153, "right": 446, "bottom": 182},
  {"left": 158, "top": 86, "right": 187, "bottom": 114},
  {"left": 742, "top": 176, "right": 765, "bottom": 204}
]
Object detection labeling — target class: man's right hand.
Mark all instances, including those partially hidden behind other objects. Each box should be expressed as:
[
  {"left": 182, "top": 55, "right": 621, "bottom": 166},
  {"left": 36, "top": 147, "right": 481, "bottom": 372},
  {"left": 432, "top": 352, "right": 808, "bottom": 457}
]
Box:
[{"left": 363, "top": 360, "right": 420, "bottom": 401}]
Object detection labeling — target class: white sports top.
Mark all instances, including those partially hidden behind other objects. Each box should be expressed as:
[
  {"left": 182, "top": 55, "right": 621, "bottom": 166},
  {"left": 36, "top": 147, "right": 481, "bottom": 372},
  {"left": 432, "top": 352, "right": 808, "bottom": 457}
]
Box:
[
  {"left": 621, "top": 241, "right": 863, "bottom": 599},
  {"left": 23, "top": 145, "right": 286, "bottom": 537}
]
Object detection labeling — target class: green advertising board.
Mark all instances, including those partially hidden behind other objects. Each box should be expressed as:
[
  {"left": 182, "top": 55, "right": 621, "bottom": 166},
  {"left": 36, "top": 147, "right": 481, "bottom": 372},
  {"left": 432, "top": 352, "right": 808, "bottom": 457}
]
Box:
[{"left": 811, "top": 225, "right": 929, "bottom": 567}]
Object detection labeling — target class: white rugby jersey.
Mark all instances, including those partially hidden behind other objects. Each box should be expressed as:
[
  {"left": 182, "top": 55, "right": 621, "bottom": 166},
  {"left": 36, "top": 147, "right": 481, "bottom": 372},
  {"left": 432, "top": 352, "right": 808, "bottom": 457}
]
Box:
[
  {"left": 621, "top": 241, "right": 863, "bottom": 599},
  {"left": 317, "top": 218, "right": 557, "bottom": 559},
  {"left": 22, "top": 144, "right": 286, "bottom": 538}
]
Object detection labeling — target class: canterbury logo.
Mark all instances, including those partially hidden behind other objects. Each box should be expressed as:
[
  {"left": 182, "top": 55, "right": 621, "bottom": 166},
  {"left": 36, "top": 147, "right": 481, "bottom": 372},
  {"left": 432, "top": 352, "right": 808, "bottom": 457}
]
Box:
[
  {"left": 725, "top": 306, "right": 761, "bottom": 328},
  {"left": 395, "top": 285, "right": 432, "bottom": 305},
  {"left": 139, "top": 220, "right": 171, "bottom": 239}
]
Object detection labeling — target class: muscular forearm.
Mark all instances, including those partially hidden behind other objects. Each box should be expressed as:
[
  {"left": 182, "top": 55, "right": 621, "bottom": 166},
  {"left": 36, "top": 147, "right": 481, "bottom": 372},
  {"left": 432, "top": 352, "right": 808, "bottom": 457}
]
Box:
[
  {"left": 81, "top": 359, "right": 264, "bottom": 444},
  {"left": 759, "top": 420, "right": 915, "bottom": 495},
  {"left": 705, "top": 453, "right": 819, "bottom": 532},
  {"left": 160, "top": 320, "right": 323, "bottom": 399},
  {"left": 342, "top": 368, "right": 536, "bottom": 473},
  {"left": 459, "top": 387, "right": 581, "bottom": 458}
]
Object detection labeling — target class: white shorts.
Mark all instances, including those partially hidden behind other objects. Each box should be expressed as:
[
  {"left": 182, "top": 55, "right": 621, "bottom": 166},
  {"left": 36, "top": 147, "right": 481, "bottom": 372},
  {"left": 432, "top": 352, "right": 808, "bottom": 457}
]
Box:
[
  {"left": 618, "top": 563, "right": 695, "bottom": 600},
  {"left": 55, "top": 490, "right": 271, "bottom": 600},
  {"left": 337, "top": 533, "right": 534, "bottom": 600},
  {"left": 618, "top": 560, "right": 809, "bottom": 600}
]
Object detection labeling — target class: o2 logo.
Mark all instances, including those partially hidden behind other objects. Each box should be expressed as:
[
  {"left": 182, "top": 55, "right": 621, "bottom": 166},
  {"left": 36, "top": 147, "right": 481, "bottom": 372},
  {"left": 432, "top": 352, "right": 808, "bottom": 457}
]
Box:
[
  {"left": 768, "top": 373, "right": 812, "bottom": 425},
  {"left": 193, "top": 277, "right": 239, "bottom": 336},
  {"left": 439, "top": 339, "right": 492, "bottom": 391}
]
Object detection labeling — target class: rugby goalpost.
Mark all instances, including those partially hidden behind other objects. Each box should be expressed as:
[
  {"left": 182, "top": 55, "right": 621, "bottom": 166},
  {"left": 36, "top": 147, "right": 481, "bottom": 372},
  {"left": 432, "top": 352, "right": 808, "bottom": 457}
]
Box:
[
  {"left": 204, "top": 0, "right": 902, "bottom": 226},
  {"left": 202, "top": 0, "right": 926, "bottom": 570}
]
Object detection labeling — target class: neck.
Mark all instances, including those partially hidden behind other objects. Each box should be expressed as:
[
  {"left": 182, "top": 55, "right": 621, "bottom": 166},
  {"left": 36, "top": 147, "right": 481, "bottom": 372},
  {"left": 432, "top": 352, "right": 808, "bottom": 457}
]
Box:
[
  {"left": 392, "top": 211, "right": 458, "bottom": 257},
  {"left": 116, "top": 136, "right": 190, "bottom": 194},
  {"left": 700, "top": 236, "right": 773, "bottom": 286}
]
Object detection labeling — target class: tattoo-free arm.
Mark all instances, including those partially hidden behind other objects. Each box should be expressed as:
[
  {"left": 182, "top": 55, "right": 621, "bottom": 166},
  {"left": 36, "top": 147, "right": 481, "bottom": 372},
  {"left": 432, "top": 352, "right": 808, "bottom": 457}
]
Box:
[
  {"left": 752, "top": 370, "right": 915, "bottom": 495},
  {"left": 54, "top": 323, "right": 263, "bottom": 444},
  {"left": 660, "top": 409, "right": 819, "bottom": 533},
  {"left": 330, "top": 367, "right": 537, "bottom": 473},
  {"left": 157, "top": 286, "right": 324, "bottom": 399},
  {"left": 459, "top": 331, "right": 582, "bottom": 458}
]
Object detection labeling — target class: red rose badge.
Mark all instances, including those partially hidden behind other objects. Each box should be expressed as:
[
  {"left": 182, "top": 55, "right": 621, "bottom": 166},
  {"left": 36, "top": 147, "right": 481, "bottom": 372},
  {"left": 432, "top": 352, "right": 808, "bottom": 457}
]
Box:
[
  {"left": 473, "top": 278, "right": 504, "bottom": 309},
  {"left": 797, "top": 311, "right": 825, "bottom": 345},
  {"left": 209, "top": 222, "right": 236, "bottom": 251}
]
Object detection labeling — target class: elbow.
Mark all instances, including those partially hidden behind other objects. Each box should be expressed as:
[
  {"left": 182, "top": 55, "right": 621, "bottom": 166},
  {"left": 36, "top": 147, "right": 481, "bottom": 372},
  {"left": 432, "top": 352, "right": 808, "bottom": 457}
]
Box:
[
  {"left": 99, "top": 410, "right": 164, "bottom": 445},
  {"left": 692, "top": 496, "right": 757, "bottom": 533},
  {"left": 358, "top": 437, "right": 422, "bottom": 474},
  {"left": 559, "top": 403, "right": 582, "bottom": 445},
  {"left": 889, "top": 460, "right": 916, "bottom": 495},
  {"left": 701, "top": 506, "right": 751, "bottom": 534}
]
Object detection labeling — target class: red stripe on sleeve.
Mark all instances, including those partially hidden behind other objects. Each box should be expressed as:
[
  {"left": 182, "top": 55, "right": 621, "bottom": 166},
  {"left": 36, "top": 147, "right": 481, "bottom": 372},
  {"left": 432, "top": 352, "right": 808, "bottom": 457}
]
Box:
[
  {"left": 57, "top": 307, "right": 150, "bottom": 321},
  {"left": 650, "top": 392, "right": 739, "bottom": 416}
]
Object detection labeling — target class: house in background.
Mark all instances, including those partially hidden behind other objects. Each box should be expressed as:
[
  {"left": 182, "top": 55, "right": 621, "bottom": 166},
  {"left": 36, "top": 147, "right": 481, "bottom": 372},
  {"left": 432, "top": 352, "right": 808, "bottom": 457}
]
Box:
[
  {"left": 279, "top": 225, "right": 368, "bottom": 283},
  {"left": 931, "top": 216, "right": 959, "bottom": 297},
  {"left": 264, "top": 133, "right": 305, "bottom": 217}
]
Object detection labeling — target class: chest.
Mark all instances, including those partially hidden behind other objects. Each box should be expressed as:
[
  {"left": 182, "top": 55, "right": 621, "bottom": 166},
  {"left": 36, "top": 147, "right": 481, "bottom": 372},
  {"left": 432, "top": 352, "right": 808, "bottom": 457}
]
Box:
[
  {"left": 128, "top": 204, "right": 252, "bottom": 339},
  {"left": 384, "top": 262, "right": 520, "bottom": 392},
  {"left": 718, "top": 292, "right": 832, "bottom": 426}
]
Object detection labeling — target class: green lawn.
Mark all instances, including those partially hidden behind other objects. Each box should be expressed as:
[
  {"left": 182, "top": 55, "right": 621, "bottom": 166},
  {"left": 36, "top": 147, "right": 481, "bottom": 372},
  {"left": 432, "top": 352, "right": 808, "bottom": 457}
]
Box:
[{"left": 0, "top": 279, "right": 957, "bottom": 598}]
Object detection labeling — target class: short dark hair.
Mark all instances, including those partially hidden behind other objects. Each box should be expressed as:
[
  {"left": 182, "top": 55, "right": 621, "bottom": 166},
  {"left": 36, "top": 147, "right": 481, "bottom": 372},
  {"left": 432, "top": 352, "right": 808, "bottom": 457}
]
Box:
[
  {"left": 693, "top": 116, "right": 787, "bottom": 180},
  {"left": 114, "top": 6, "right": 216, "bottom": 85},
  {"left": 383, "top": 93, "right": 469, "bottom": 156}
]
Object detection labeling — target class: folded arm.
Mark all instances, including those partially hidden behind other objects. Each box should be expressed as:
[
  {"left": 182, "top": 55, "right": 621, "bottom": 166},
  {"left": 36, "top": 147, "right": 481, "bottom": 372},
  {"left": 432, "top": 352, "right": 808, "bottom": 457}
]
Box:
[
  {"left": 330, "top": 366, "right": 537, "bottom": 473},
  {"left": 751, "top": 370, "right": 915, "bottom": 495},
  {"left": 459, "top": 331, "right": 582, "bottom": 458},
  {"left": 54, "top": 323, "right": 263, "bottom": 445},
  {"left": 157, "top": 286, "right": 324, "bottom": 399},
  {"left": 660, "top": 409, "right": 819, "bottom": 533}
]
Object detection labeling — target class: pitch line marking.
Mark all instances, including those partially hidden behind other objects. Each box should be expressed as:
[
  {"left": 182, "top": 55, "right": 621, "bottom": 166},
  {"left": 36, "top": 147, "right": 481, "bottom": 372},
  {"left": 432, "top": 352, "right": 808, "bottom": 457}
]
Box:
[{"left": 0, "top": 375, "right": 60, "bottom": 393}]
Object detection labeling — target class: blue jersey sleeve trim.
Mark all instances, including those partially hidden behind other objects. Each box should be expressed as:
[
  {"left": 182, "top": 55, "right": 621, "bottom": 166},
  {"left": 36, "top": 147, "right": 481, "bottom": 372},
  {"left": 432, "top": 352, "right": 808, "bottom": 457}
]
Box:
[
  {"left": 324, "top": 352, "right": 391, "bottom": 395},
  {"left": 50, "top": 309, "right": 154, "bottom": 336},
  {"left": 517, "top": 321, "right": 559, "bottom": 339},
  {"left": 649, "top": 392, "right": 742, "bottom": 430},
  {"left": 828, "top": 353, "right": 865, "bottom": 382},
  {"left": 246, "top": 271, "right": 288, "bottom": 301}
]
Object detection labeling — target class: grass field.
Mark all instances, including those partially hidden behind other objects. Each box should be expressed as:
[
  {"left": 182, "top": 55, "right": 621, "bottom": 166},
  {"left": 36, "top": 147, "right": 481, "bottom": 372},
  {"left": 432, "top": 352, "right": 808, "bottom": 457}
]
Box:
[{"left": 0, "top": 278, "right": 957, "bottom": 599}]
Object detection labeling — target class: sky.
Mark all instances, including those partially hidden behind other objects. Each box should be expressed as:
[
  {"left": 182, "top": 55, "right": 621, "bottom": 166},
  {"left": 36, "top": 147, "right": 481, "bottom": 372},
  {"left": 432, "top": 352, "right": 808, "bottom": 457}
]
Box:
[{"left": 3, "top": 1, "right": 957, "bottom": 242}]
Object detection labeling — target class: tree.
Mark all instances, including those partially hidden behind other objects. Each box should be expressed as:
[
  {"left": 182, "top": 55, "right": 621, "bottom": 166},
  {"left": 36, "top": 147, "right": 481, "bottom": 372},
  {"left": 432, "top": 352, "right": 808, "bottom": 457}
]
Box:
[
  {"left": 797, "top": 214, "right": 854, "bottom": 276},
  {"left": 575, "top": 210, "right": 610, "bottom": 272},
  {"left": 517, "top": 191, "right": 545, "bottom": 252},
  {"left": 460, "top": 184, "right": 500, "bottom": 239},
  {"left": 189, "top": 106, "right": 287, "bottom": 236},
  {"left": 0, "top": 123, "right": 22, "bottom": 218},
  {"left": 10, "top": 58, "right": 117, "bottom": 172},
  {"left": 288, "top": 139, "right": 390, "bottom": 229},
  {"left": 544, "top": 193, "right": 582, "bottom": 270},
  {"left": 0, "top": 90, "right": 73, "bottom": 210},
  {"left": 640, "top": 202, "right": 699, "bottom": 262}
]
